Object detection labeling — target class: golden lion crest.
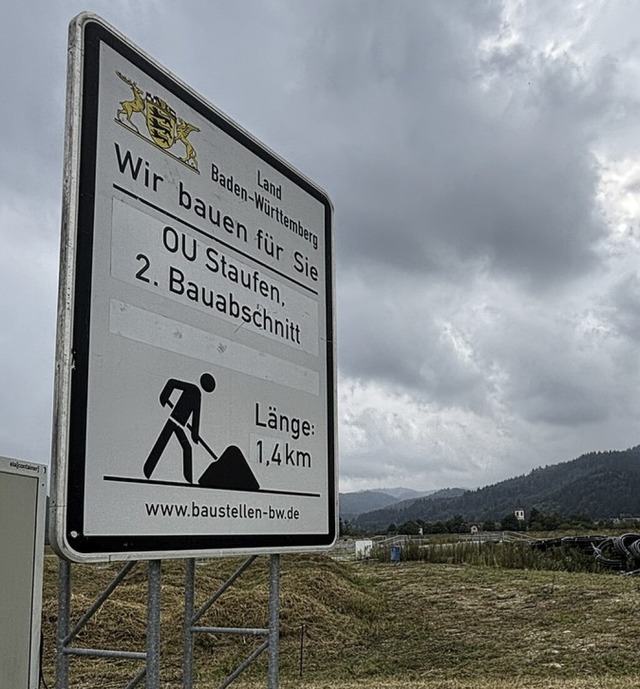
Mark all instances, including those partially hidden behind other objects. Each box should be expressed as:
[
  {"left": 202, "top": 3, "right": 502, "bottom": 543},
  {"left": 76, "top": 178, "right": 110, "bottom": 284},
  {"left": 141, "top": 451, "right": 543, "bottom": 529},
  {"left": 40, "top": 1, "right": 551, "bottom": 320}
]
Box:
[{"left": 115, "top": 71, "right": 200, "bottom": 172}]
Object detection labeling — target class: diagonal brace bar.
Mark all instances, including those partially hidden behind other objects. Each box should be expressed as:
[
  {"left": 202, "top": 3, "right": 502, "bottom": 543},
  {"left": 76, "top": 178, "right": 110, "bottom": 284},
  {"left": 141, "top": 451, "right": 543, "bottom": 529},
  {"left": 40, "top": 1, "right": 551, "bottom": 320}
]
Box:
[
  {"left": 64, "top": 561, "right": 138, "bottom": 644},
  {"left": 192, "top": 555, "right": 258, "bottom": 624},
  {"left": 218, "top": 638, "right": 269, "bottom": 689}
]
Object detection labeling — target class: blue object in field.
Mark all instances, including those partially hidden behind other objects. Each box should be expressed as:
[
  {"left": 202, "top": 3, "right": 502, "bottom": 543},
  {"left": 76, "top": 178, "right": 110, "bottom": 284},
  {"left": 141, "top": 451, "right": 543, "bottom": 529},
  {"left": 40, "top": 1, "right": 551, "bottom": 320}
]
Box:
[{"left": 390, "top": 546, "right": 401, "bottom": 563}]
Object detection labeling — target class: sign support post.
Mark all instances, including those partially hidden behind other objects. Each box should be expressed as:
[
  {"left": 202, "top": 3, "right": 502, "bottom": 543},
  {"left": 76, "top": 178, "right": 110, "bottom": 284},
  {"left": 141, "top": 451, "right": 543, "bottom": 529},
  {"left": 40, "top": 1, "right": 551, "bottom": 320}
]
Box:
[
  {"left": 56, "top": 560, "right": 71, "bottom": 689},
  {"left": 147, "top": 561, "right": 162, "bottom": 688},
  {"left": 268, "top": 554, "right": 280, "bottom": 689}
]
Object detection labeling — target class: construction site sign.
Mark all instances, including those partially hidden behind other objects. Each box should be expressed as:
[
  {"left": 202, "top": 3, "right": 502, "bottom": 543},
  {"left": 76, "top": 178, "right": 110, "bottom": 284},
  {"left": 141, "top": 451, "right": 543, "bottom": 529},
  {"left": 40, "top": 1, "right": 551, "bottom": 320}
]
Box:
[{"left": 50, "top": 14, "right": 336, "bottom": 562}]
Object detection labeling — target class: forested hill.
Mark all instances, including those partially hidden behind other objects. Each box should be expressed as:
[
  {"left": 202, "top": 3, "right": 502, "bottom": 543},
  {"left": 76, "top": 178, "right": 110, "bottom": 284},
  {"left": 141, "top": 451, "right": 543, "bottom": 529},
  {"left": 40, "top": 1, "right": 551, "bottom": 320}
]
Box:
[
  {"left": 353, "top": 446, "right": 640, "bottom": 531},
  {"left": 339, "top": 488, "right": 449, "bottom": 520}
]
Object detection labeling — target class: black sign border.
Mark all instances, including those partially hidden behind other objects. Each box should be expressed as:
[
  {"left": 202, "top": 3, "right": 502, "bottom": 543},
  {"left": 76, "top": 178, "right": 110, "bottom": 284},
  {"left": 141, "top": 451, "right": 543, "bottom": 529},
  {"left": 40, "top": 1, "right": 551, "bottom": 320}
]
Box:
[{"left": 64, "top": 16, "right": 336, "bottom": 558}]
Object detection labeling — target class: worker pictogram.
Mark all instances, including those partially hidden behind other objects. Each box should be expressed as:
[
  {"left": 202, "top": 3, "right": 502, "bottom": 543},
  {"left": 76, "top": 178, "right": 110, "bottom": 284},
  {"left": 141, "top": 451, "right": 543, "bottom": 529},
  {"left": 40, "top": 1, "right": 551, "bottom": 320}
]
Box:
[{"left": 143, "top": 373, "right": 260, "bottom": 491}]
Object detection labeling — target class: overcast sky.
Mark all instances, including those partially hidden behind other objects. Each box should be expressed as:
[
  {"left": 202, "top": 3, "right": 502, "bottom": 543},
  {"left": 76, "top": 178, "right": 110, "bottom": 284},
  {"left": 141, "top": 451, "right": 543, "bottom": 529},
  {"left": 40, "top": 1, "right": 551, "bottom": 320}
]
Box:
[{"left": 4, "top": 0, "right": 640, "bottom": 493}]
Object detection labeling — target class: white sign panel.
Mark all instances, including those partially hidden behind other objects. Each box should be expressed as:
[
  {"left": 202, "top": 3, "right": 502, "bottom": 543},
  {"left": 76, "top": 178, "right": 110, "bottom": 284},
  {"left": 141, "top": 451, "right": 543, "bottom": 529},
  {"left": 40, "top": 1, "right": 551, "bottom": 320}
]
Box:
[{"left": 51, "top": 14, "right": 336, "bottom": 561}]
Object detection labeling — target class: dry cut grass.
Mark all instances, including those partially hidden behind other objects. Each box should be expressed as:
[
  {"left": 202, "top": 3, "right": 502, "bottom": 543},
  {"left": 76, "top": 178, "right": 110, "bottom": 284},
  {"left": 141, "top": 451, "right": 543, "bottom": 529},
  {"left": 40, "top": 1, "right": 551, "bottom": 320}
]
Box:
[{"left": 40, "top": 552, "right": 640, "bottom": 688}]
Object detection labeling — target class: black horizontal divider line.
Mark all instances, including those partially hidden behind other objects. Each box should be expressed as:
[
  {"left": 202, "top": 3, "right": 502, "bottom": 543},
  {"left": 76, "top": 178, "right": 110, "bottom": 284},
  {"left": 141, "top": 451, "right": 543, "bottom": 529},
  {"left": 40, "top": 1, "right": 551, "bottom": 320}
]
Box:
[
  {"left": 112, "top": 183, "right": 320, "bottom": 296},
  {"left": 103, "top": 474, "right": 321, "bottom": 498}
]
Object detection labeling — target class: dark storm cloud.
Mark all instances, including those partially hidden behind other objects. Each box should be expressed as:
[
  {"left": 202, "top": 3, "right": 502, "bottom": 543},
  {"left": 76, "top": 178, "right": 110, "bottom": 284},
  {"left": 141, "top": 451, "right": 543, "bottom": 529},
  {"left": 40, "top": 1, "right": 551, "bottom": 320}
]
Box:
[
  {"left": 272, "top": 1, "right": 632, "bottom": 436},
  {"left": 288, "top": 1, "right": 613, "bottom": 291}
]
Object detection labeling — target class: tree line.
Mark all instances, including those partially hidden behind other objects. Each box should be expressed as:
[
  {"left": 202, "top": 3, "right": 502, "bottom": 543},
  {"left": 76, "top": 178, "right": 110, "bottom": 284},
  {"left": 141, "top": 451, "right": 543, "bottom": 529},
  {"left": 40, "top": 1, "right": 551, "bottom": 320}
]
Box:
[{"left": 341, "top": 507, "right": 640, "bottom": 537}]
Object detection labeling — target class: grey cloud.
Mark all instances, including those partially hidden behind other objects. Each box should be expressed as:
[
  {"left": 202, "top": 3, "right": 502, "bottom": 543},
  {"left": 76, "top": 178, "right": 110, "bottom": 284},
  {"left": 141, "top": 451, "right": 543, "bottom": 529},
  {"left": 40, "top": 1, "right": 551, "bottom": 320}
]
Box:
[
  {"left": 0, "top": 202, "right": 58, "bottom": 464},
  {"left": 4, "top": 0, "right": 640, "bottom": 495},
  {"left": 608, "top": 273, "right": 640, "bottom": 342},
  {"left": 337, "top": 271, "right": 494, "bottom": 412},
  {"left": 287, "top": 1, "right": 618, "bottom": 291},
  {"left": 428, "top": 126, "right": 604, "bottom": 287},
  {"left": 0, "top": 7, "right": 66, "bottom": 203},
  {"left": 476, "top": 302, "right": 619, "bottom": 428},
  {"left": 514, "top": 378, "right": 610, "bottom": 427}
]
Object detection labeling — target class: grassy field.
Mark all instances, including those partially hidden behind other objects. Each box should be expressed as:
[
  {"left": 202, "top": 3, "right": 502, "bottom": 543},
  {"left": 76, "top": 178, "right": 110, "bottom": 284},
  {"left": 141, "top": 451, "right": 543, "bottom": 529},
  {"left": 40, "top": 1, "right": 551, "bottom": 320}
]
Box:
[{"left": 40, "top": 548, "right": 640, "bottom": 688}]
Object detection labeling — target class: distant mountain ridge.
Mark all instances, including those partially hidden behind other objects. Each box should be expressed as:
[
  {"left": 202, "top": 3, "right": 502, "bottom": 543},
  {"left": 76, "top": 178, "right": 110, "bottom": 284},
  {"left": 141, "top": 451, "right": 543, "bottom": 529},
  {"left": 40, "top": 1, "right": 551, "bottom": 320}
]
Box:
[
  {"left": 352, "top": 446, "right": 640, "bottom": 530},
  {"left": 339, "top": 487, "right": 436, "bottom": 519}
]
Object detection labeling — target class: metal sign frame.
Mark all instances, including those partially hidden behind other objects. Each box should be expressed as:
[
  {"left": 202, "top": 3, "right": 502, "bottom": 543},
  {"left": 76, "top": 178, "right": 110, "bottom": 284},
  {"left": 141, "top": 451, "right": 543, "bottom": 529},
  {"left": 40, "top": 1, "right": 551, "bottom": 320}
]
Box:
[{"left": 51, "top": 13, "right": 336, "bottom": 562}]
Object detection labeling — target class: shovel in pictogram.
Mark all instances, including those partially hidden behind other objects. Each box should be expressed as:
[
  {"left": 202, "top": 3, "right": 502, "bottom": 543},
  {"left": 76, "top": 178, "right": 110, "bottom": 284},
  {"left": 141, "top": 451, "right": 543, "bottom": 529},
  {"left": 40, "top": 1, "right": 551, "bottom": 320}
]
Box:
[{"left": 143, "top": 374, "right": 260, "bottom": 491}]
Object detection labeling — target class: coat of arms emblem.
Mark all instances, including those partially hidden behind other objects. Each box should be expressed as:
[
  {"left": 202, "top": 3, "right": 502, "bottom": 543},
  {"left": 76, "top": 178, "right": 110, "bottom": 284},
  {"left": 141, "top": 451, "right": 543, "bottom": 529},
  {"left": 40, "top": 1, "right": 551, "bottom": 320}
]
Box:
[{"left": 115, "top": 72, "right": 200, "bottom": 172}]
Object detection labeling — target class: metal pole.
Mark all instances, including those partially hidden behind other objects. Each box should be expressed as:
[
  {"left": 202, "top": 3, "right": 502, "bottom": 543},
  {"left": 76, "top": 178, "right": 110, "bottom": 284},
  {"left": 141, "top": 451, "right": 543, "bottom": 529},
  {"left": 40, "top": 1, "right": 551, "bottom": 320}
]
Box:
[
  {"left": 183, "top": 558, "right": 195, "bottom": 689},
  {"left": 147, "top": 560, "right": 162, "bottom": 688},
  {"left": 268, "top": 554, "right": 280, "bottom": 689},
  {"left": 64, "top": 647, "right": 146, "bottom": 660},
  {"left": 56, "top": 559, "right": 71, "bottom": 689}
]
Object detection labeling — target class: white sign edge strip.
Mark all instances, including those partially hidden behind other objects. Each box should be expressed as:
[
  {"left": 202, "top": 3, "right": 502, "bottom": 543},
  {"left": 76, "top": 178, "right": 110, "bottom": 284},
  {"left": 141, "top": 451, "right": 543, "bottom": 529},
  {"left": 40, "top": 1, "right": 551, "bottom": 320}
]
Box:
[{"left": 109, "top": 299, "right": 320, "bottom": 395}]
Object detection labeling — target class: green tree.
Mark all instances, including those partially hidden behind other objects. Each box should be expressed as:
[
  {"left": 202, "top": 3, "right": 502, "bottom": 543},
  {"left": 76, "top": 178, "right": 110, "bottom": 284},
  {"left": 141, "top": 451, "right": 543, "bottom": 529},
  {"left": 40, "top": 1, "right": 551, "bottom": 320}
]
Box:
[
  {"left": 398, "top": 520, "right": 421, "bottom": 535},
  {"left": 527, "top": 508, "right": 542, "bottom": 530},
  {"left": 500, "top": 513, "right": 521, "bottom": 531},
  {"left": 446, "top": 514, "right": 467, "bottom": 533},
  {"left": 540, "top": 512, "right": 561, "bottom": 531}
]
